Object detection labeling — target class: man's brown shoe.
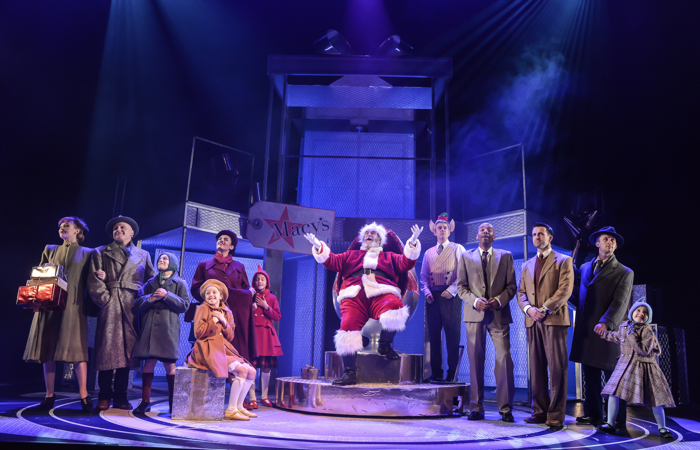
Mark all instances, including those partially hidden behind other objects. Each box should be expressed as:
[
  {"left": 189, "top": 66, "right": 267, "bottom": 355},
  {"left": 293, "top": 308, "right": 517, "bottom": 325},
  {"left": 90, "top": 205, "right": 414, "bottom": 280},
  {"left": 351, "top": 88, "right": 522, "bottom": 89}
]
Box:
[
  {"left": 546, "top": 419, "right": 564, "bottom": 430},
  {"left": 95, "top": 400, "right": 110, "bottom": 411},
  {"left": 524, "top": 415, "right": 546, "bottom": 424}
]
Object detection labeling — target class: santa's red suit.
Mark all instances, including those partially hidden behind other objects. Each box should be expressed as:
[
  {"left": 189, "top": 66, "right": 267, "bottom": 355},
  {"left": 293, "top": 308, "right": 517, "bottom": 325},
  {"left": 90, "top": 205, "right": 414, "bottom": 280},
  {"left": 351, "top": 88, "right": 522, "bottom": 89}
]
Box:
[{"left": 312, "top": 224, "right": 421, "bottom": 356}]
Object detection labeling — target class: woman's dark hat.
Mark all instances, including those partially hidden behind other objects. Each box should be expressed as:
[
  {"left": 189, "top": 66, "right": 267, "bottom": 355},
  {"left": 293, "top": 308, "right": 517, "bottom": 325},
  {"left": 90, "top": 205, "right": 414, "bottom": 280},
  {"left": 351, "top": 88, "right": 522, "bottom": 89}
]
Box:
[
  {"left": 589, "top": 226, "right": 624, "bottom": 247},
  {"left": 106, "top": 215, "right": 139, "bottom": 238},
  {"left": 216, "top": 230, "right": 238, "bottom": 247}
]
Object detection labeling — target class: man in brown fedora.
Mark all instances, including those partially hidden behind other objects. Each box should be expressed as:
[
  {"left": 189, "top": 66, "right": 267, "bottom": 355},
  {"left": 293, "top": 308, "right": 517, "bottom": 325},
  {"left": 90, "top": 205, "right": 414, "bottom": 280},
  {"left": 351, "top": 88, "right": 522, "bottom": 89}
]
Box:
[{"left": 569, "top": 226, "right": 634, "bottom": 429}]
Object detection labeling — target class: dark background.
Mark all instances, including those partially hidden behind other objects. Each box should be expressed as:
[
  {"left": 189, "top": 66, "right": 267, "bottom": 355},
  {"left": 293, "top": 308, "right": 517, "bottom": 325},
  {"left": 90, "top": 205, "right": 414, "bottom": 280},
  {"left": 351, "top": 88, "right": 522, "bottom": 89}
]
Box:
[{"left": 1, "top": 1, "right": 698, "bottom": 402}]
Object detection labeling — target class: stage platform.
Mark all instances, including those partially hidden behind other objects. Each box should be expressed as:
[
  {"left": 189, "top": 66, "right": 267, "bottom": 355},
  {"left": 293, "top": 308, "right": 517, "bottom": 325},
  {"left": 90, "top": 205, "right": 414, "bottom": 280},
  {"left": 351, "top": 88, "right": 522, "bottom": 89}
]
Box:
[{"left": 1, "top": 382, "right": 698, "bottom": 449}]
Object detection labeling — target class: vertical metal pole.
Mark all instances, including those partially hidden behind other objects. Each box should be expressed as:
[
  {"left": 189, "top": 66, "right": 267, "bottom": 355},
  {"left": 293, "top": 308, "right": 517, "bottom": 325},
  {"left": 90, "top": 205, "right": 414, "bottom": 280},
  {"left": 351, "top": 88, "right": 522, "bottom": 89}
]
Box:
[
  {"left": 263, "top": 81, "right": 274, "bottom": 202},
  {"left": 521, "top": 144, "right": 527, "bottom": 211},
  {"left": 311, "top": 262, "right": 318, "bottom": 367},
  {"left": 276, "top": 76, "right": 288, "bottom": 203},
  {"left": 521, "top": 143, "right": 532, "bottom": 405},
  {"left": 444, "top": 84, "right": 450, "bottom": 215},
  {"left": 429, "top": 79, "right": 437, "bottom": 220}
]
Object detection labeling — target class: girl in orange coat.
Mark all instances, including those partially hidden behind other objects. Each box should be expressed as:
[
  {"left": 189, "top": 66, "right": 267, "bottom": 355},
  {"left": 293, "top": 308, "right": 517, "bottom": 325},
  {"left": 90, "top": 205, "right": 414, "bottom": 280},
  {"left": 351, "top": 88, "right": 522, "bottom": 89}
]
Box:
[
  {"left": 246, "top": 266, "right": 283, "bottom": 408},
  {"left": 186, "top": 279, "right": 257, "bottom": 421}
]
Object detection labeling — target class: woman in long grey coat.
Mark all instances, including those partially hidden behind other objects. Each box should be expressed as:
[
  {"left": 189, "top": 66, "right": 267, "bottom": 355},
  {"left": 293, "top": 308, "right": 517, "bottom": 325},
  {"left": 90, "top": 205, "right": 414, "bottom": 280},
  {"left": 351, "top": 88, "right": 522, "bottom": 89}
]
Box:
[
  {"left": 132, "top": 252, "right": 190, "bottom": 414},
  {"left": 24, "top": 216, "right": 93, "bottom": 413},
  {"left": 88, "top": 216, "right": 155, "bottom": 411}
]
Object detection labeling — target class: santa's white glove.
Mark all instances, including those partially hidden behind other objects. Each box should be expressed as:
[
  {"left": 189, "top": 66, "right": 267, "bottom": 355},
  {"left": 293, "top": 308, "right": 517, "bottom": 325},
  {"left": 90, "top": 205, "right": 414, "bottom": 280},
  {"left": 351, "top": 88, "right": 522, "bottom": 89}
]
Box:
[
  {"left": 304, "top": 233, "right": 322, "bottom": 250},
  {"left": 409, "top": 224, "right": 423, "bottom": 245}
]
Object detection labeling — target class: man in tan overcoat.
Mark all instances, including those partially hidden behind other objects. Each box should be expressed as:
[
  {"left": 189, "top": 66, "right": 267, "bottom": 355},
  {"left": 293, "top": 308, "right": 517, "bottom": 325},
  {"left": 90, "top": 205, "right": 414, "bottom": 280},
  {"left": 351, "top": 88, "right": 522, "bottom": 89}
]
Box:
[
  {"left": 517, "top": 222, "right": 574, "bottom": 429},
  {"left": 88, "top": 216, "right": 155, "bottom": 411},
  {"left": 457, "top": 223, "right": 516, "bottom": 422}
]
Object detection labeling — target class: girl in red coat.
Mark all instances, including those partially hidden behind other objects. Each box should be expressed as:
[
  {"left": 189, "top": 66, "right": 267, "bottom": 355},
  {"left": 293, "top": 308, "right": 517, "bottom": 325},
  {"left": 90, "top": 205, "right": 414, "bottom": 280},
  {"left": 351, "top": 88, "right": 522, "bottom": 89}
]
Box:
[{"left": 246, "top": 266, "right": 283, "bottom": 408}]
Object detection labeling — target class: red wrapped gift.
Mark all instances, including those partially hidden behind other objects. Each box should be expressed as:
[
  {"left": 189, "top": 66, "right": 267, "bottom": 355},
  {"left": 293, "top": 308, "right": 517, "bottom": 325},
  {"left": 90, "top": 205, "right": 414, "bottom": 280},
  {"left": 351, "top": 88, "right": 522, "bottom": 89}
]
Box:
[{"left": 17, "top": 283, "right": 67, "bottom": 311}]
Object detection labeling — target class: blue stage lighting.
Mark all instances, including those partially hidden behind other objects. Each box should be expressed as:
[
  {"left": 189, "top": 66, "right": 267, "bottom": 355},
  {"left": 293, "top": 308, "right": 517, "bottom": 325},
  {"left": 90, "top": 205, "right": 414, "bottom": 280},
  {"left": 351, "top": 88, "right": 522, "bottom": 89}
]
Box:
[
  {"left": 313, "top": 29, "right": 354, "bottom": 56},
  {"left": 374, "top": 35, "right": 413, "bottom": 57}
]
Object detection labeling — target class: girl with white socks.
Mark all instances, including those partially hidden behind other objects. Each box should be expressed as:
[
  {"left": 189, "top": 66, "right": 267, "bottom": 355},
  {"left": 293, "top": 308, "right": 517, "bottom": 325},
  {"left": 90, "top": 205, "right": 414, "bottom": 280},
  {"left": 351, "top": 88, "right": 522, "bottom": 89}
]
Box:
[
  {"left": 246, "top": 266, "right": 283, "bottom": 409},
  {"left": 185, "top": 279, "right": 257, "bottom": 421},
  {"left": 596, "top": 301, "right": 675, "bottom": 438}
]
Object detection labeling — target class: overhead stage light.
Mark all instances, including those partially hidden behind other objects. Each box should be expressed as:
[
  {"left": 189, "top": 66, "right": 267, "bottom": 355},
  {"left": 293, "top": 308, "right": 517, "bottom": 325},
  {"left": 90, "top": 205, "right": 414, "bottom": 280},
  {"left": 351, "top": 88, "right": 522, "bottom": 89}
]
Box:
[
  {"left": 374, "top": 35, "right": 413, "bottom": 57},
  {"left": 313, "top": 29, "right": 353, "bottom": 56}
]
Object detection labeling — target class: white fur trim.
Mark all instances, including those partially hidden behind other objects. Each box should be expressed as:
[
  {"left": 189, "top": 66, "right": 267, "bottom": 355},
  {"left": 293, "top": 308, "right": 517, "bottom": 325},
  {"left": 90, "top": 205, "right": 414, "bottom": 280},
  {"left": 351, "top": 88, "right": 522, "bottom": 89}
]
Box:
[
  {"left": 404, "top": 239, "right": 421, "bottom": 260},
  {"left": 358, "top": 222, "right": 387, "bottom": 247},
  {"left": 337, "top": 285, "right": 362, "bottom": 303},
  {"left": 334, "top": 330, "right": 364, "bottom": 355},
  {"left": 313, "top": 242, "right": 330, "bottom": 264},
  {"left": 379, "top": 306, "right": 410, "bottom": 332},
  {"left": 361, "top": 274, "right": 401, "bottom": 299},
  {"left": 362, "top": 247, "right": 381, "bottom": 269}
]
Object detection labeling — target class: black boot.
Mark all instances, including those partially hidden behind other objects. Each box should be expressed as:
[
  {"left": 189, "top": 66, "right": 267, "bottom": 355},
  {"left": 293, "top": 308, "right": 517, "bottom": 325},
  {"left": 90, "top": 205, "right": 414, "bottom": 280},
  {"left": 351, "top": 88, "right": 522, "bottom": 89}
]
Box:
[
  {"left": 332, "top": 353, "right": 358, "bottom": 386},
  {"left": 377, "top": 330, "right": 400, "bottom": 360}
]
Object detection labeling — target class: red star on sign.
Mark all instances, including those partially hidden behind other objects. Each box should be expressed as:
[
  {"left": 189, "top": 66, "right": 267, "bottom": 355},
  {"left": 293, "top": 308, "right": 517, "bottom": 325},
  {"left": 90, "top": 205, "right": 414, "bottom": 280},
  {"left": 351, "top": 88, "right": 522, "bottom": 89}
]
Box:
[{"left": 264, "top": 206, "right": 303, "bottom": 249}]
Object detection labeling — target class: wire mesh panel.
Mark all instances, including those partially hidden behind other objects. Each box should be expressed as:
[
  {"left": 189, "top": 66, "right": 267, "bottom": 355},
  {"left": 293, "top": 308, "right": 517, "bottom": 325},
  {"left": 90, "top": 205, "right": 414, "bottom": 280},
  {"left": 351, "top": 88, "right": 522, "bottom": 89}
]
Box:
[
  {"left": 299, "top": 132, "right": 415, "bottom": 219},
  {"left": 278, "top": 255, "right": 325, "bottom": 378},
  {"left": 465, "top": 212, "right": 526, "bottom": 245}
]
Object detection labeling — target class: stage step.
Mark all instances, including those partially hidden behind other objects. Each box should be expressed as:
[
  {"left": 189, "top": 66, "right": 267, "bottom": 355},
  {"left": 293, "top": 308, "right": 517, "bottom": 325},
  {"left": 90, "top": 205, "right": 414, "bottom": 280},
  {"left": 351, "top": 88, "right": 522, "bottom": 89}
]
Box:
[
  {"left": 275, "top": 377, "right": 468, "bottom": 417},
  {"left": 324, "top": 351, "right": 422, "bottom": 384}
]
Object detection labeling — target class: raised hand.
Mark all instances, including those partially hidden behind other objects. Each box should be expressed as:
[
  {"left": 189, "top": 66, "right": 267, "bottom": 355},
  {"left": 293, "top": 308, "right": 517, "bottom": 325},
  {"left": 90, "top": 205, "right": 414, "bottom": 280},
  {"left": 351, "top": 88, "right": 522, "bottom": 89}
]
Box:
[
  {"left": 304, "top": 233, "right": 322, "bottom": 249},
  {"left": 409, "top": 224, "right": 424, "bottom": 244}
]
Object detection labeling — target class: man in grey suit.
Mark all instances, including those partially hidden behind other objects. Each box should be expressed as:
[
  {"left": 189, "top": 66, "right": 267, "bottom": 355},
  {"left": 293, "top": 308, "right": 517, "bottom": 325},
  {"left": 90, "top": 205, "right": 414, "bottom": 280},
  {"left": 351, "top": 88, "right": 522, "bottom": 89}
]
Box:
[
  {"left": 517, "top": 223, "right": 574, "bottom": 429},
  {"left": 457, "top": 223, "right": 517, "bottom": 422},
  {"left": 569, "top": 226, "right": 633, "bottom": 429}
]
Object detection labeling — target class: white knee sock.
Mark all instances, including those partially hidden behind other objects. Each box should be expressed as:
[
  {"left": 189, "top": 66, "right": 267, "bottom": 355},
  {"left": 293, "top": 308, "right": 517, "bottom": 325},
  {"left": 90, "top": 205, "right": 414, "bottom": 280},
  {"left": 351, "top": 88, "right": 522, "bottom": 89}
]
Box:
[
  {"left": 261, "top": 371, "right": 271, "bottom": 399},
  {"left": 606, "top": 395, "right": 620, "bottom": 426},
  {"left": 248, "top": 382, "right": 256, "bottom": 402},
  {"left": 652, "top": 406, "right": 666, "bottom": 429},
  {"left": 228, "top": 377, "right": 243, "bottom": 412},
  {"left": 237, "top": 379, "right": 253, "bottom": 411}
]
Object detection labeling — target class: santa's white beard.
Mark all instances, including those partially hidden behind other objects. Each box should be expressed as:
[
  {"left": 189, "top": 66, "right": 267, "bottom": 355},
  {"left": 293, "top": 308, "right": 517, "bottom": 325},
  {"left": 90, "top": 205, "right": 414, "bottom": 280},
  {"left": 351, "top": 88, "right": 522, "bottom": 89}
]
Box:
[{"left": 360, "top": 239, "right": 381, "bottom": 251}]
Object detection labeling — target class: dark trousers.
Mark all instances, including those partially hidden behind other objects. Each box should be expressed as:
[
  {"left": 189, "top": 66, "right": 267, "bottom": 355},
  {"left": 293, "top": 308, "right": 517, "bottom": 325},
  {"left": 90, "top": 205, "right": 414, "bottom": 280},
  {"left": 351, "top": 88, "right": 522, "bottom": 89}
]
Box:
[
  {"left": 582, "top": 364, "right": 627, "bottom": 424},
  {"left": 98, "top": 367, "right": 130, "bottom": 403},
  {"left": 528, "top": 322, "right": 568, "bottom": 421},
  {"left": 426, "top": 287, "right": 462, "bottom": 380}
]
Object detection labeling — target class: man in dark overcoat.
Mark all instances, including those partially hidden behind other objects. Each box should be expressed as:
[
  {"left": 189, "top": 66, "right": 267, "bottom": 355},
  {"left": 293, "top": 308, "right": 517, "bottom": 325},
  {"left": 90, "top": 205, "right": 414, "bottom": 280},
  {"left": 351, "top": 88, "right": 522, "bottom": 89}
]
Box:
[
  {"left": 569, "top": 226, "right": 633, "bottom": 428},
  {"left": 88, "top": 216, "right": 155, "bottom": 411}
]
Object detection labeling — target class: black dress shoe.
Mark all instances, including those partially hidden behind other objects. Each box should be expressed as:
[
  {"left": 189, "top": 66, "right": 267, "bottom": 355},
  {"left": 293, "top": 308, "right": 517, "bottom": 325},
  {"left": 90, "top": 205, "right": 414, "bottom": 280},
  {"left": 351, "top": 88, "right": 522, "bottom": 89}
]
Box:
[
  {"left": 467, "top": 411, "right": 485, "bottom": 420},
  {"left": 133, "top": 401, "right": 151, "bottom": 414},
  {"left": 377, "top": 341, "right": 400, "bottom": 360},
  {"left": 596, "top": 423, "right": 616, "bottom": 435},
  {"left": 35, "top": 396, "right": 56, "bottom": 411},
  {"left": 501, "top": 411, "right": 515, "bottom": 423},
  {"left": 659, "top": 427, "right": 672, "bottom": 439},
  {"left": 80, "top": 395, "right": 93, "bottom": 414},
  {"left": 576, "top": 416, "right": 601, "bottom": 425},
  {"left": 332, "top": 369, "right": 357, "bottom": 386}
]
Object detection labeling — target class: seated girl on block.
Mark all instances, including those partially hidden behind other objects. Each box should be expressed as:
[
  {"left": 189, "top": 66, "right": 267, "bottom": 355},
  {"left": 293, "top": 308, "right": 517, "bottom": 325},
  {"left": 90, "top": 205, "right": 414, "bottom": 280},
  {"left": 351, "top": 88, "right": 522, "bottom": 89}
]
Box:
[{"left": 186, "top": 279, "right": 257, "bottom": 421}]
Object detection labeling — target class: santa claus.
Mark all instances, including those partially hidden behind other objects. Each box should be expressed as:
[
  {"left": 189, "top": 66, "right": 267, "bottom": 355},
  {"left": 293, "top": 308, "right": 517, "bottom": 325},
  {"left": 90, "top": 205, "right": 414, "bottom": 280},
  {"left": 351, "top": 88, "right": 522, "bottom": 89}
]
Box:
[{"left": 304, "top": 222, "right": 423, "bottom": 386}]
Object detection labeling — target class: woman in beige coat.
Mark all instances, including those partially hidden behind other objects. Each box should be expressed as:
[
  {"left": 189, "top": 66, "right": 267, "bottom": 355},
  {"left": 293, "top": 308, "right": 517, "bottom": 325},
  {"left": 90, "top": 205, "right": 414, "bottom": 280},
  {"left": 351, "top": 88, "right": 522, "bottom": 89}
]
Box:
[
  {"left": 186, "top": 279, "right": 257, "bottom": 421},
  {"left": 23, "top": 216, "right": 93, "bottom": 413}
]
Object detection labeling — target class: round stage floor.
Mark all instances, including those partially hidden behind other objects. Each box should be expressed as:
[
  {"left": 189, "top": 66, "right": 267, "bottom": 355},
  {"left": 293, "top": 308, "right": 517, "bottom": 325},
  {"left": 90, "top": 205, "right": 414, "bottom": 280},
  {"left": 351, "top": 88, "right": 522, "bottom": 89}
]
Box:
[{"left": 2, "top": 392, "right": 698, "bottom": 449}]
